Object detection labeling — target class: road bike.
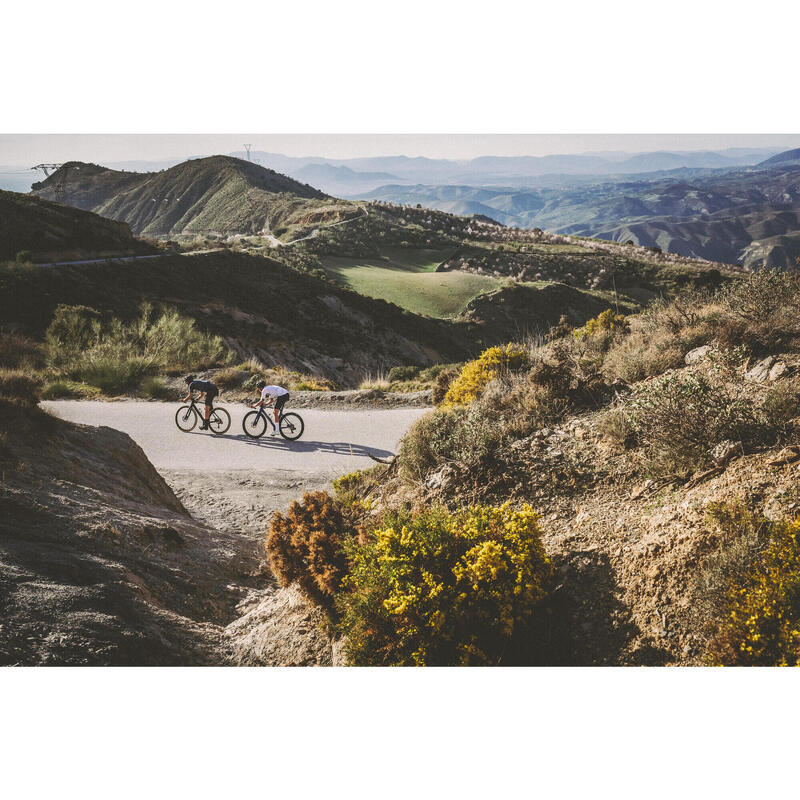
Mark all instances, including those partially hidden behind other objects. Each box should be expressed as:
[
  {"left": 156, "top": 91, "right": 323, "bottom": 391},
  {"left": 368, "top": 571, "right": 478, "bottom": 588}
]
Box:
[
  {"left": 242, "top": 403, "right": 304, "bottom": 440},
  {"left": 174, "top": 396, "right": 231, "bottom": 434}
]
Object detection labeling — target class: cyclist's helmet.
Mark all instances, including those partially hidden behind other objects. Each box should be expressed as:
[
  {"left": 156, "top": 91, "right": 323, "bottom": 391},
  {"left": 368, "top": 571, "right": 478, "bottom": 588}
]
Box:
[
  {"left": 184, "top": 374, "right": 196, "bottom": 384},
  {"left": 256, "top": 379, "right": 266, "bottom": 389}
]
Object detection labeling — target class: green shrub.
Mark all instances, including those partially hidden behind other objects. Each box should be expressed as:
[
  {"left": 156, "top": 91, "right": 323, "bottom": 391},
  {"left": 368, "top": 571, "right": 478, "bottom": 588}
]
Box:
[
  {"left": 291, "top": 377, "right": 335, "bottom": 391},
  {"left": 443, "top": 344, "right": 531, "bottom": 407},
  {"left": 0, "top": 333, "right": 45, "bottom": 370},
  {"left": 266, "top": 491, "right": 351, "bottom": 611},
  {"left": 72, "top": 357, "right": 153, "bottom": 395},
  {"left": 0, "top": 370, "right": 41, "bottom": 405},
  {"left": 628, "top": 370, "right": 760, "bottom": 476},
  {"left": 388, "top": 365, "right": 420, "bottom": 383},
  {"left": 597, "top": 406, "right": 635, "bottom": 449},
  {"left": 140, "top": 376, "right": 172, "bottom": 399},
  {"left": 331, "top": 468, "right": 384, "bottom": 504},
  {"left": 432, "top": 366, "right": 460, "bottom": 405},
  {"left": 45, "top": 305, "right": 102, "bottom": 366},
  {"left": 625, "top": 357, "right": 792, "bottom": 477},
  {"left": 40, "top": 379, "right": 100, "bottom": 400},
  {"left": 720, "top": 268, "right": 800, "bottom": 324},
  {"left": 45, "top": 302, "right": 230, "bottom": 382},
  {"left": 418, "top": 363, "right": 460, "bottom": 383},
  {"left": 337, "top": 503, "right": 554, "bottom": 665},
  {"left": 760, "top": 381, "right": 800, "bottom": 437},
  {"left": 213, "top": 367, "right": 247, "bottom": 390},
  {"left": 397, "top": 405, "right": 503, "bottom": 482}
]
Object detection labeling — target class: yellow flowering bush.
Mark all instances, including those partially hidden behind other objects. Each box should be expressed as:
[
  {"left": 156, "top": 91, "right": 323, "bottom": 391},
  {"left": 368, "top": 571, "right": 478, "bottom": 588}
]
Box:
[
  {"left": 337, "top": 503, "right": 554, "bottom": 665},
  {"left": 573, "top": 309, "right": 630, "bottom": 340},
  {"left": 442, "top": 344, "right": 531, "bottom": 407},
  {"left": 708, "top": 516, "right": 800, "bottom": 665}
]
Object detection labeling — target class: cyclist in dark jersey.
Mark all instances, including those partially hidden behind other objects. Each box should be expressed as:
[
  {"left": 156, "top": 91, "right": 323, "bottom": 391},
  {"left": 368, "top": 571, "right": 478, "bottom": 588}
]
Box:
[{"left": 182, "top": 375, "right": 219, "bottom": 430}]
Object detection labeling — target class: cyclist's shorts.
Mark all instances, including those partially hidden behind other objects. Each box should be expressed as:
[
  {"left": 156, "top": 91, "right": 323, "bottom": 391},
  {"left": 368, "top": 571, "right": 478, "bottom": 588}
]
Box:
[
  {"left": 275, "top": 393, "right": 289, "bottom": 412},
  {"left": 204, "top": 389, "right": 219, "bottom": 407}
]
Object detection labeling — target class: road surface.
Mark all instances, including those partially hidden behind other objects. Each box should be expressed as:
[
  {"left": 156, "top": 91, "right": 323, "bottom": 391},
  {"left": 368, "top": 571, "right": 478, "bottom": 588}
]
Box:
[{"left": 43, "top": 400, "right": 427, "bottom": 473}]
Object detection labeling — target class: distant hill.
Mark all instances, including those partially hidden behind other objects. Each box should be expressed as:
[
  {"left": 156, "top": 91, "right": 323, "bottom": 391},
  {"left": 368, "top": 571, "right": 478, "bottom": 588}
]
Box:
[
  {"left": 758, "top": 148, "right": 800, "bottom": 168},
  {"left": 594, "top": 204, "right": 800, "bottom": 269},
  {"left": 31, "top": 156, "right": 357, "bottom": 239},
  {"left": 0, "top": 189, "right": 156, "bottom": 261},
  {"left": 362, "top": 164, "right": 800, "bottom": 268},
  {"left": 292, "top": 163, "right": 400, "bottom": 196}
]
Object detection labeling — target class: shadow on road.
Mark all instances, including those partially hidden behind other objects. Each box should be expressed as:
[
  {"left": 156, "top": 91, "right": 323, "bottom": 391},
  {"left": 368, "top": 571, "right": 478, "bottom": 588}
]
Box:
[{"left": 185, "top": 430, "right": 395, "bottom": 460}]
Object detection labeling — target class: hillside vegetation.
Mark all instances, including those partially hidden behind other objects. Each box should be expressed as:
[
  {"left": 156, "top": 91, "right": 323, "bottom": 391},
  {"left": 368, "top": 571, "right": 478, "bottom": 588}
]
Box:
[
  {"left": 31, "top": 156, "right": 357, "bottom": 240},
  {"left": 0, "top": 250, "right": 481, "bottom": 388},
  {"left": 265, "top": 268, "right": 800, "bottom": 665},
  {"left": 270, "top": 200, "right": 738, "bottom": 318},
  {"left": 0, "top": 189, "right": 157, "bottom": 261},
  {"left": 2, "top": 229, "right": 652, "bottom": 391}
]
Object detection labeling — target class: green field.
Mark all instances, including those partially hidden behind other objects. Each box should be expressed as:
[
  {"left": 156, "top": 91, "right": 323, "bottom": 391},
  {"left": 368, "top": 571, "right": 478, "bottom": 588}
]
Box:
[{"left": 320, "top": 247, "right": 503, "bottom": 318}]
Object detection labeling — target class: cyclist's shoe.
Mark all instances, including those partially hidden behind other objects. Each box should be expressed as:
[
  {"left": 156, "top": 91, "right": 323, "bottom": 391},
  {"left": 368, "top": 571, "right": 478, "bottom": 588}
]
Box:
[{"left": 200, "top": 422, "right": 210, "bottom": 430}]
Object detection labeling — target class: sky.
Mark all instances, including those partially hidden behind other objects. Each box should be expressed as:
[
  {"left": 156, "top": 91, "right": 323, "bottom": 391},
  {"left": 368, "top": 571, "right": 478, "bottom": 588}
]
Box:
[{"left": 2, "top": 134, "right": 800, "bottom": 167}]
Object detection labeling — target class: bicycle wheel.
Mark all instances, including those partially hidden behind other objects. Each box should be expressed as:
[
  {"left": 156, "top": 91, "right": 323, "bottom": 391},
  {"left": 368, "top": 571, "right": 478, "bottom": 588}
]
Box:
[
  {"left": 208, "top": 407, "right": 231, "bottom": 435},
  {"left": 242, "top": 410, "right": 268, "bottom": 438},
  {"left": 279, "top": 412, "right": 304, "bottom": 441},
  {"left": 175, "top": 404, "right": 198, "bottom": 432}
]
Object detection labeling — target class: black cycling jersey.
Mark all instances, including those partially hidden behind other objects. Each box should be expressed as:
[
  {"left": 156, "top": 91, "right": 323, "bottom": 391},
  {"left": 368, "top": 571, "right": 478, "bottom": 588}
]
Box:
[{"left": 189, "top": 380, "right": 217, "bottom": 394}]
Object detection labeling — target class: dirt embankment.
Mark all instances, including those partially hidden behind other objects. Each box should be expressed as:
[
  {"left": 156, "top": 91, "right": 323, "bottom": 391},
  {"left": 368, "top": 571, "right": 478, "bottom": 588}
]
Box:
[
  {"left": 0, "top": 404, "right": 346, "bottom": 666},
  {"left": 162, "top": 469, "right": 336, "bottom": 666},
  {"left": 0, "top": 410, "right": 266, "bottom": 665}
]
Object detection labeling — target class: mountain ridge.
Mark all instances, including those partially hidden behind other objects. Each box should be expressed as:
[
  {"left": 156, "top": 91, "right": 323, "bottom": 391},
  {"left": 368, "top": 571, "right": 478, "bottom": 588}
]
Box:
[{"left": 31, "top": 156, "right": 354, "bottom": 239}]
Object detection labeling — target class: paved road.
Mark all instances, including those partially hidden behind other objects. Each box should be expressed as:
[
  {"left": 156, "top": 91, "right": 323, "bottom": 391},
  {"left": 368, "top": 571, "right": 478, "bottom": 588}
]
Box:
[
  {"left": 36, "top": 248, "right": 226, "bottom": 268},
  {"left": 43, "top": 400, "right": 427, "bottom": 473}
]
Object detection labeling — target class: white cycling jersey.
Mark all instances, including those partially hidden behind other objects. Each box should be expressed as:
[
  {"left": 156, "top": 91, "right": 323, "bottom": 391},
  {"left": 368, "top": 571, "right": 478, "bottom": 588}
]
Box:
[{"left": 260, "top": 385, "right": 289, "bottom": 401}]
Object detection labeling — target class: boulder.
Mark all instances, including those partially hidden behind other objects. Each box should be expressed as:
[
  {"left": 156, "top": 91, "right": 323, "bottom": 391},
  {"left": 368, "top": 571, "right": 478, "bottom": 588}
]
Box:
[
  {"left": 745, "top": 356, "right": 776, "bottom": 383},
  {"left": 685, "top": 345, "right": 712, "bottom": 365},
  {"left": 710, "top": 439, "right": 741, "bottom": 466},
  {"left": 425, "top": 464, "right": 454, "bottom": 491}
]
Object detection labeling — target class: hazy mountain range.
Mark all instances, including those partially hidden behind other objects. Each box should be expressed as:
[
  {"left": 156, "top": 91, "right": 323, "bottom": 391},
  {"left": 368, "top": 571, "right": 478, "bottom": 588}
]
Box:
[
  {"left": 2, "top": 146, "right": 787, "bottom": 196},
  {"left": 358, "top": 153, "right": 800, "bottom": 268},
  {"left": 9, "top": 144, "right": 800, "bottom": 268}
]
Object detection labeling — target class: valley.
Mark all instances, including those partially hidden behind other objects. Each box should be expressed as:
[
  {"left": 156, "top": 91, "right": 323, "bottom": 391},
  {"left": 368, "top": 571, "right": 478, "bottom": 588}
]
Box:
[
  {"left": 355, "top": 153, "right": 800, "bottom": 269},
  {"left": 318, "top": 246, "right": 503, "bottom": 318}
]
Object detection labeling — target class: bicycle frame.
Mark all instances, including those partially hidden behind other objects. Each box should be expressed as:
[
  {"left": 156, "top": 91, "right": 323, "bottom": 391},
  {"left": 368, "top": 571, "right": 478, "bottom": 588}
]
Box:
[
  {"left": 185, "top": 395, "right": 226, "bottom": 423},
  {"left": 252, "top": 405, "right": 281, "bottom": 431}
]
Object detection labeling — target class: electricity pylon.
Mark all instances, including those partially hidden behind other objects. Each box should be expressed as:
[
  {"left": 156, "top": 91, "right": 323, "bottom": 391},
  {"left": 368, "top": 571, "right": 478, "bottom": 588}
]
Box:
[{"left": 31, "top": 163, "right": 63, "bottom": 177}]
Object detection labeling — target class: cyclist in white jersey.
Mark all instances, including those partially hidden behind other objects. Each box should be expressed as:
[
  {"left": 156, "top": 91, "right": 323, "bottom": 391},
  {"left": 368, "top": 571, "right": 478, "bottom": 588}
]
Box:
[{"left": 252, "top": 380, "right": 290, "bottom": 436}]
